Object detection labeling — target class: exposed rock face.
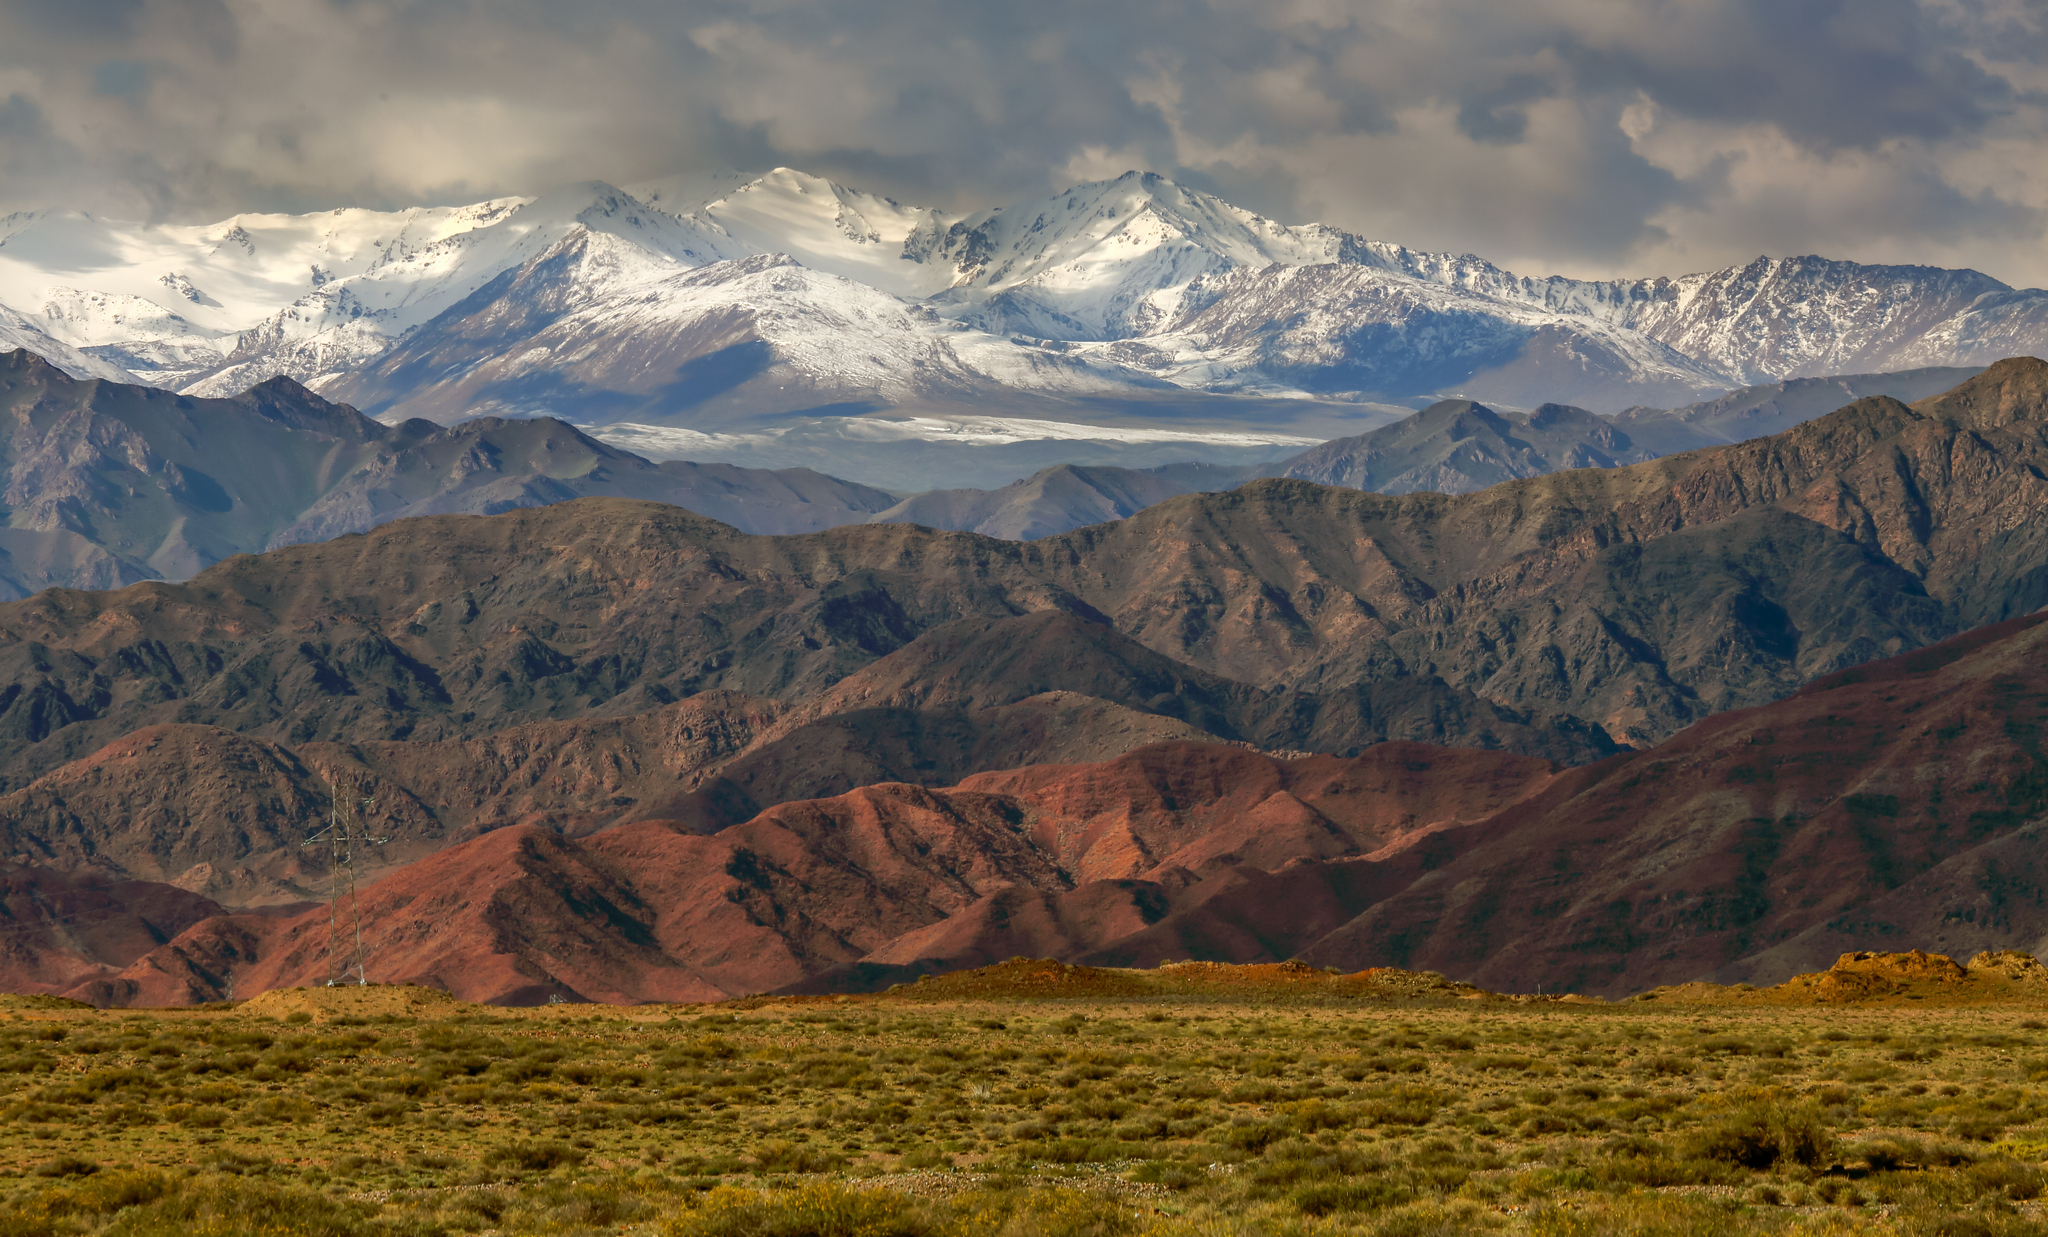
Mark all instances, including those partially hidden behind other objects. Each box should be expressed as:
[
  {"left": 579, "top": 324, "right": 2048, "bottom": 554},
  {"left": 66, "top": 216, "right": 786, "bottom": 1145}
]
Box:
[
  {"left": 1610, "top": 367, "right": 1984, "bottom": 454},
  {"left": 0, "top": 681, "right": 1217, "bottom": 904},
  {"left": 0, "top": 346, "right": 2015, "bottom": 596},
  {"left": 0, "top": 864, "right": 226, "bottom": 994},
  {"left": 1, "top": 364, "right": 2047, "bottom": 1004},
  {"left": 867, "top": 463, "right": 1256, "bottom": 541}
]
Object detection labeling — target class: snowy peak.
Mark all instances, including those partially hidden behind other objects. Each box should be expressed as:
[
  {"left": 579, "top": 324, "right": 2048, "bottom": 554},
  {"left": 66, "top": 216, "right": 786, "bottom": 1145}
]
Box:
[
  {"left": 1604, "top": 254, "right": 2020, "bottom": 382},
  {"left": 934, "top": 171, "right": 1342, "bottom": 287},
  {"left": 540, "top": 180, "right": 742, "bottom": 268},
  {"left": 625, "top": 168, "right": 763, "bottom": 219},
  {"left": 2, "top": 165, "right": 2046, "bottom": 423},
  {"left": 671, "top": 168, "right": 961, "bottom": 298},
  {"left": 908, "top": 170, "right": 1353, "bottom": 340}
]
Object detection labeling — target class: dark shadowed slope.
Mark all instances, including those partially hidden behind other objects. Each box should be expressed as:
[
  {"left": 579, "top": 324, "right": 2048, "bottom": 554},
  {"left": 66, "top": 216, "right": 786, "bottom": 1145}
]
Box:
[
  {"left": 0, "top": 608, "right": 1605, "bottom": 909},
  {"left": 0, "top": 349, "right": 898, "bottom": 596},
  {"left": 857, "top": 371, "right": 1988, "bottom": 542},
  {"left": 62, "top": 741, "right": 1560, "bottom": 1005},
  {"left": 866, "top": 462, "right": 1258, "bottom": 540},
  {"left": 1294, "top": 610, "right": 2048, "bottom": 997},
  {"left": 19, "top": 603, "right": 2048, "bottom": 1005}
]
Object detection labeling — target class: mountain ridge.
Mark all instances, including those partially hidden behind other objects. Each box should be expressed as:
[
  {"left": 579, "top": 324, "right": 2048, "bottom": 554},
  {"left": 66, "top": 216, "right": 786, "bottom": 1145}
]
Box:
[
  {"left": 1, "top": 359, "right": 2043, "bottom": 821},
  {"left": 0, "top": 348, "right": 900, "bottom": 599},
  {"left": 0, "top": 350, "right": 1996, "bottom": 597},
  {"left": 3, "top": 168, "right": 2044, "bottom": 440}
]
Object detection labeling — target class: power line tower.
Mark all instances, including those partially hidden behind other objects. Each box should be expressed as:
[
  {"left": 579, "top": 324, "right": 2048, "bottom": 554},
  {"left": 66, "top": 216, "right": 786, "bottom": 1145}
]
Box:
[{"left": 305, "top": 777, "right": 387, "bottom": 987}]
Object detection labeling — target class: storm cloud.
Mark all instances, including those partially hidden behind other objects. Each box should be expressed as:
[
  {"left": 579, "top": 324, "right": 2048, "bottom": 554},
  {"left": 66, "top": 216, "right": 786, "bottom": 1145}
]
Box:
[{"left": 3, "top": 0, "right": 2045, "bottom": 284}]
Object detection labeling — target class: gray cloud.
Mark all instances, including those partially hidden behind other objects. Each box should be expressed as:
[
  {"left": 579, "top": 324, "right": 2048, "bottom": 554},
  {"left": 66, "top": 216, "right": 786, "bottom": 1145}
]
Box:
[{"left": 1, "top": 0, "right": 2044, "bottom": 285}]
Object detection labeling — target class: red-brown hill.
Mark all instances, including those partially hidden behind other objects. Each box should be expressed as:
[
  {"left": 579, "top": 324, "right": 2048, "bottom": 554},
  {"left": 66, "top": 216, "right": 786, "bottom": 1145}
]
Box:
[
  {"left": 60, "top": 740, "right": 1559, "bottom": 1004},
  {"left": 1292, "top": 610, "right": 2048, "bottom": 995},
  {"left": 0, "top": 608, "right": 1595, "bottom": 907},
  {"left": 6, "top": 362, "right": 2048, "bottom": 1002},
  {"left": 79, "top": 603, "right": 2042, "bottom": 1007}
]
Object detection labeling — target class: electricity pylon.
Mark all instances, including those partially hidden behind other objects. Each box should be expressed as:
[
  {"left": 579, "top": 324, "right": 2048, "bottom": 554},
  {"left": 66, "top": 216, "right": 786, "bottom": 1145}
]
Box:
[{"left": 305, "top": 777, "right": 387, "bottom": 987}]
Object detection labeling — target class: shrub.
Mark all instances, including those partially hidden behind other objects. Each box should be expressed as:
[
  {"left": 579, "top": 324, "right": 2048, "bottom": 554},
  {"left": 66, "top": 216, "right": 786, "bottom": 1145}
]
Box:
[
  {"left": 1681, "top": 1097, "right": 1833, "bottom": 1169},
  {"left": 32, "top": 1155, "right": 98, "bottom": 1179},
  {"left": 1528, "top": 1196, "right": 1775, "bottom": 1237},
  {"left": 664, "top": 1183, "right": 932, "bottom": 1237},
  {"left": 1031, "top": 1138, "right": 1132, "bottom": 1165},
  {"left": 898, "top": 1147, "right": 953, "bottom": 1170},
  {"left": 1966, "top": 1158, "right": 2047, "bottom": 1201},
  {"left": 1851, "top": 1137, "right": 1925, "bottom": 1171},
  {"left": 752, "top": 1139, "right": 848, "bottom": 1173},
  {"left": 1295, "top": 1180, "right": 1413, "bottom": 1216},
  {"left": 98, "top": 1176, "right": 375, "bottom": 1237},
  {"left": 484, "top": 1141, "right": 585, "bottom": 1172},
  {"left": 1220, "top": 1119, "right": 1288, "bottom": 1152},
  {"left": 1636, "top": 1055, "right": 1697, "bottom": 1077},
  {"left": 1126, "top": 1161, "right": 1203, "bottom": 1189}
]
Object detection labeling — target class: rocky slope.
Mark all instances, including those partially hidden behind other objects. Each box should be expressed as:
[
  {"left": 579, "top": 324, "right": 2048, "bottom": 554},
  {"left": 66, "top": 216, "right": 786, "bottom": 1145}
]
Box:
[
  {"left": 44, "top": 597, "right": 2048, "bottom": 1005},
  {"left": 866, "top": 462, "right": 1255, "bottom": 541},
  {"left": 1279, "top": 368, "right": 1990, "bottom": 497},
  {"left": 1, "top": 359, "right": 2045, "bottom": 810},
  {"left": 1611, "top": 366, "right": 1984, "bottom": 454},
  {"left": 0, "top": 607, "right": 1601, "bottom": 907},
  {"left": 1291, "top": 608, "right": 2048, "bottom": 996},
  {"left": 0, "top": 362, "right": 2045, "bottom": 1001},
  {"left": 5, "top": 348, "right": 2005, "bottom": 601},
  {"left": 0, "top": 349, "right": 898, "bottom": 597},
  {"left": 0, "top": 863, "right": 228, "bottom": 995},
  {"left": 7, "top": 347, "right": 2003, "bottom": 597},
  {"left": 62, "top": 740, "right": 1562, "bottom": 1006}
]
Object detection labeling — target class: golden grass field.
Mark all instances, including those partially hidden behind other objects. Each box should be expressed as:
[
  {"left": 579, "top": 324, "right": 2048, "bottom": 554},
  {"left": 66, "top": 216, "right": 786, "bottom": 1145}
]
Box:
[{"left": 5, "top": 958, "right": 2048, "bottom": 1236}]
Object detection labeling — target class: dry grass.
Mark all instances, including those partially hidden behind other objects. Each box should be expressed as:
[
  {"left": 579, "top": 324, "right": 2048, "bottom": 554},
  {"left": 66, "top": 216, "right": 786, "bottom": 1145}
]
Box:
[{"left": 3, "top": 973, "right": 2048, "bottom": 1235}]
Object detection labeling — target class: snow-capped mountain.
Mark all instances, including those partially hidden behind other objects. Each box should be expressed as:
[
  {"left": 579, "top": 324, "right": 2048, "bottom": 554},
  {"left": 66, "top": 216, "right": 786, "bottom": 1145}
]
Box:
[{"left": 2, "top": 167, "right": 2045, "bottom": 452}]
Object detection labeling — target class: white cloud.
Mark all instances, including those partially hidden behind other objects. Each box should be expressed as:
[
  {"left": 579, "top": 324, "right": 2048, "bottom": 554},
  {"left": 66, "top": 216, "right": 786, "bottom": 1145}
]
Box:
[{"left": 1, "top": 0, "right": 2044, "bottom": 285}]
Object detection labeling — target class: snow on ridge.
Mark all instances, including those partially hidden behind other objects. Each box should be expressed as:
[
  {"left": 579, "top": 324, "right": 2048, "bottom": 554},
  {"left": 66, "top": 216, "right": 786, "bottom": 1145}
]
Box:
[
  {"left": 590, "top": 414, "right": 1324, "bottom": 459},
  {"left": 2, "top": 167, "right": 2045, "bottom": 418},
  {"left": 0, "top": 304, "right": 143, "bottom": 383}
]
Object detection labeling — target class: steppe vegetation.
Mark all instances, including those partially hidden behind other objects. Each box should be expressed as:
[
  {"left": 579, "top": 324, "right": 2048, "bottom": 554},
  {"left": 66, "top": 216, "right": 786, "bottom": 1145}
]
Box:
[{"left": 5, "top": 963, "right": 2048, "bottom": 1237}]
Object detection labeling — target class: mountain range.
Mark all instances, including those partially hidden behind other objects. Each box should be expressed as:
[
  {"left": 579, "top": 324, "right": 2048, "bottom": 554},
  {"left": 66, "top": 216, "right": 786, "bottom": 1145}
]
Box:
[
  {"left": 5, "top": 360, "right": 2044, "bottom": 792},
  {"left": 16, "top": 571, "right": 2048, "bottom": 1007},
  {"left": 4, "top": 167, "right": 2047, "bottom": 491},
  {"left": 3, "top": 160, "right": 2048, "bottom": 1008},
  {"left": 0, "top": 360, "right": 2045, "bottom": 1006},
  {"left": 0, "top": 350, "right": 1983, "bottom": 596}
]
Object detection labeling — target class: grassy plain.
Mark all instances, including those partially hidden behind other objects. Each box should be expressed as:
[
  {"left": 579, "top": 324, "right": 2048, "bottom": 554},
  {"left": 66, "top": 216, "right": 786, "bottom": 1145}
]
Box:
[{"left": 4, "top": 962, "right": 2048, "bottom": 1236}]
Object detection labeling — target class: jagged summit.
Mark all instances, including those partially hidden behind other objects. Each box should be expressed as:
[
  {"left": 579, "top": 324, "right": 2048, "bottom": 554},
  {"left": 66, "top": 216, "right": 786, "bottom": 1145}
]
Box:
[{"left": 1, "top": 167, "right": 2045, "bottom": 429}]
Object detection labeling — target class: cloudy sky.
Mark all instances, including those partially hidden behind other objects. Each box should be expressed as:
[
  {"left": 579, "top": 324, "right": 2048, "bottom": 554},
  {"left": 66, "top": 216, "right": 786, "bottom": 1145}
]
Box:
[{"left": 4, "top": 0, "right": 2047, "bottom": 285}]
